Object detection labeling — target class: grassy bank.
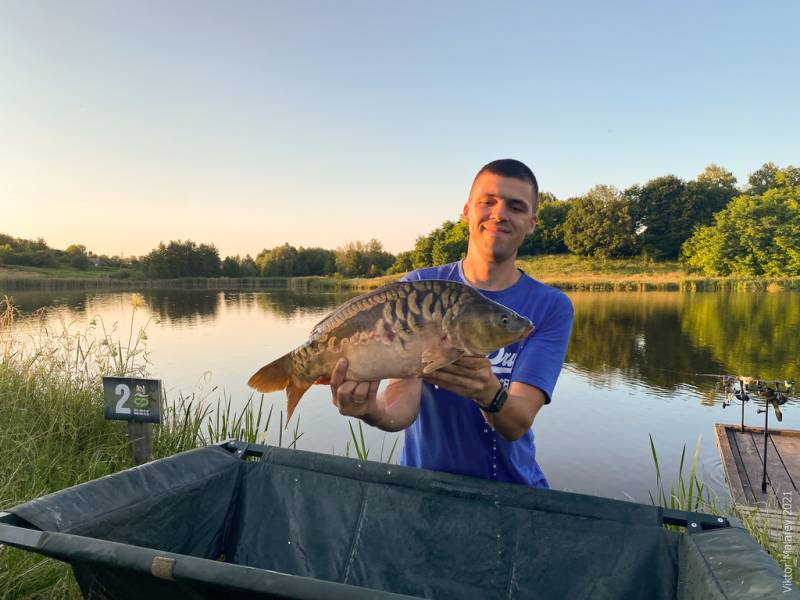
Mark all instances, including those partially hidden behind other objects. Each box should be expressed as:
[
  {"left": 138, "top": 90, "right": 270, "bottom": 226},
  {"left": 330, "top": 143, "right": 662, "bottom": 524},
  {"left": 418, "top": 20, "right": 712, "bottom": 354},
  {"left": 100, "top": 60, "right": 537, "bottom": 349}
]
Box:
[
  {"left": 0, "top": 298, "right": 286, "bottom": 598},
  {"left": 4, "top": 256, "right": 799, "bottom": 293},
  {"left": 517, "top": 255, "right": 800, "bottom": 291}
]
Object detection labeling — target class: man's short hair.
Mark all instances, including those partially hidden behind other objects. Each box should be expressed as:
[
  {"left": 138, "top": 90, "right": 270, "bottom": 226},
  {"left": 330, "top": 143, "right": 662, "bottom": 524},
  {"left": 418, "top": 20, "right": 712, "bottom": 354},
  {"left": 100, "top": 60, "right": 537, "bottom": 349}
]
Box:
[{"left": 471, "top": 159, "right": 539, "bottom": 212}]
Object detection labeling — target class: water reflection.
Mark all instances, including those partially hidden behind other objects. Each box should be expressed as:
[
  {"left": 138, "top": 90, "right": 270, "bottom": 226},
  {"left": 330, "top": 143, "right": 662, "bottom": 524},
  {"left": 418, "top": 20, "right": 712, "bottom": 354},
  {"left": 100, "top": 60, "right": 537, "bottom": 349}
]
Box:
[
  {"left": 566, "top": 292, "right": 800, "bottom": 401},
  {"left": 566, "top": 293, "right": 727, "bottom": 392},
  {"left": 138, "top": 290, "right": 221, "bottom": 325},
  {"left": 252, "top": 290, "right": 355, "bottom": 320},
  {"left": 679, "top": 292, "right": 800, "bottom": 381}
]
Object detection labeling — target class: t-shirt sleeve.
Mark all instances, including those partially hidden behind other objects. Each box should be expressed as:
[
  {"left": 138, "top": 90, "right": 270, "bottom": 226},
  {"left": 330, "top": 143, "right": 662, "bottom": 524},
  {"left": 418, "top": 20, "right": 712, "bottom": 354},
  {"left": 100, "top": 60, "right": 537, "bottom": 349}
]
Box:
[{"left": 511, "top": 292, "right": 574, "bottom": 403}]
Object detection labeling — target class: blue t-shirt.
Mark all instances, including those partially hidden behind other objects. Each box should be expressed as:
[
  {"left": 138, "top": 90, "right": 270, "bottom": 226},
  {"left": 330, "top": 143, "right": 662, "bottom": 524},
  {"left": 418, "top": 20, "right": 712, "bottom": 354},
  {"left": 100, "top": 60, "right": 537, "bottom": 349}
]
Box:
[{"left": 399, "top": 261, "right": 574, "bottom": 487}]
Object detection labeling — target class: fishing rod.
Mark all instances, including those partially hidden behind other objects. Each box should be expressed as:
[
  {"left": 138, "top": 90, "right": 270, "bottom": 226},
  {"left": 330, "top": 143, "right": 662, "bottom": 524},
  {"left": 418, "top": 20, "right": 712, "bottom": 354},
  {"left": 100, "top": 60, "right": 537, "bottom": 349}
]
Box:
[{"left": 701, "top": 375, "right": 796, "bottom": 494}]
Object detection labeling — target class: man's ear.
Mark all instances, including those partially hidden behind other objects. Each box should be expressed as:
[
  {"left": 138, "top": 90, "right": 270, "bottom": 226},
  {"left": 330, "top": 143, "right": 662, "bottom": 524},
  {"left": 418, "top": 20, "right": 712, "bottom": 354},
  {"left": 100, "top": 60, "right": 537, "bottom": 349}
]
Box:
[
  {"left": 461, "top": 201, "right": 470, "bottom": 221},
  {"left": 526, "top": 215, "right": 537, "bottom": 235}
]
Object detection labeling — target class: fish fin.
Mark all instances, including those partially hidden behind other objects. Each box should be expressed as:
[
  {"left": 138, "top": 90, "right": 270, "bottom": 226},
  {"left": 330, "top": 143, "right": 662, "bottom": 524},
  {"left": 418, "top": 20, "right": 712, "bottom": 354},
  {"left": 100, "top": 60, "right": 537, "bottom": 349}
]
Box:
[
  {"left": 286, "top": 377, "right": 312, "bottom": 427},
  {"left": 248, "top": 352, "right": 292, "bottom": 393},
  {"left": 314, "top": 375, "right": 331, "bottom": 385},
  {"left": 421, "top": 347, "right": 465, "bottom": 375}
]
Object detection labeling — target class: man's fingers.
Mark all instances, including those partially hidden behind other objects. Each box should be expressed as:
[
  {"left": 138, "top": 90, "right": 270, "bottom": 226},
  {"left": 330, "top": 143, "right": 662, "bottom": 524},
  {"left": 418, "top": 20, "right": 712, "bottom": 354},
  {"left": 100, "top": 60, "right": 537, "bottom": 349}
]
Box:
[
  {"left": 453, "top": 356, "right": 491, "bottom": 369},
  {"left": 424, "top": 371, "right": 481, "bottom": 393},
  {"left": 368, "top": 380, "right": 380, "bottom": 399},
  {"left": 434, "top": 362, "right": 489, "bottom": 379},
  {"left": 330, "top": 358, "right": 349, "bottom": 388},
  {"left": 352, "top": 381, "right": 371, "bottom": 403}
]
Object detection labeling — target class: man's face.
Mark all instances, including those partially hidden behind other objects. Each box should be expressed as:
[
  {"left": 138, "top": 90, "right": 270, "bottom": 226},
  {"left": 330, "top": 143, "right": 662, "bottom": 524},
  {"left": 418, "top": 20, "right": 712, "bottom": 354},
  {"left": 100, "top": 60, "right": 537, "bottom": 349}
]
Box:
[{"left": 463, "top": 172, "right": 537, "bottom": 263}]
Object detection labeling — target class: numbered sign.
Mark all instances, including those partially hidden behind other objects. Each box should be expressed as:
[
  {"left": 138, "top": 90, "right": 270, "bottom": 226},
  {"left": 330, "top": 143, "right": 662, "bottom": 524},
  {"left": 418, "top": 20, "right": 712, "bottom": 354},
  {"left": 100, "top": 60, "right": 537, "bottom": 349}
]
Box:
[{"left": 103, "top": 377, "right": 162, "bottom": 423}]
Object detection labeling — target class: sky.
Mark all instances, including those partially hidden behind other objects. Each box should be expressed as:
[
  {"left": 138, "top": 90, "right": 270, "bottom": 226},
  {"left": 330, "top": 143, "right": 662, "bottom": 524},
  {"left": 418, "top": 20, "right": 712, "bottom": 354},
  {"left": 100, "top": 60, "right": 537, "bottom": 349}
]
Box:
[{"left": 1, "top": 1, "right": 798, "bottom": 258}]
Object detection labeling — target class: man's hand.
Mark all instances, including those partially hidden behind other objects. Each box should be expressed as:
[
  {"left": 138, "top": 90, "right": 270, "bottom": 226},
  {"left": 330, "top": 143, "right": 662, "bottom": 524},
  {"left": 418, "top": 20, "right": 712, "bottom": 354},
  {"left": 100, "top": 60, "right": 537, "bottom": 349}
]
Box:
[
  {"left": 422, "top": 356, "right": 501, "bottom": 406},
  {"left": 330, "top": 358, "right": 382, "bottom": 420},
  {"left": 424, "top": 356, "right": 546, "bottom": 441}
]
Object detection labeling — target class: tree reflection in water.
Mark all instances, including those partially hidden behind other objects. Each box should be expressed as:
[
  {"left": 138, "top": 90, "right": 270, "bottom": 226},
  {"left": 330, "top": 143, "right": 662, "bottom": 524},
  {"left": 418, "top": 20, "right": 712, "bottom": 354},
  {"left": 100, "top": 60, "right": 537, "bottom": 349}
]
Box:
[{"left": 565, "top": 292, "right": 799, "bottom": 401}]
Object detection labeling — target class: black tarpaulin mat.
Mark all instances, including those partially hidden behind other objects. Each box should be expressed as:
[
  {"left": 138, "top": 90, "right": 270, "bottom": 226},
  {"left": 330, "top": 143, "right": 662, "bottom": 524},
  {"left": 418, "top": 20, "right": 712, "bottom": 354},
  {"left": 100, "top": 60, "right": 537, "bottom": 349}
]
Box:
[
  {"left": 11, "top": 445, "right": 242, "bottom": 560},
  {"left": 4, "top": 443, "right": 797, "bottom": 599},
  {"left": 228, "top": 446, "right": 678, "bottom": 599}
]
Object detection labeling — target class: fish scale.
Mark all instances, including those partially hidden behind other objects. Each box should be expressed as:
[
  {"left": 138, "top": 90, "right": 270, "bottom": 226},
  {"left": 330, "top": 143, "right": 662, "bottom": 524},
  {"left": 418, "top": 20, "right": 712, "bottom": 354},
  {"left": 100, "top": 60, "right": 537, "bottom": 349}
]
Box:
[{"left": 248, "top": 280, "right": 534, "bottom": 424}]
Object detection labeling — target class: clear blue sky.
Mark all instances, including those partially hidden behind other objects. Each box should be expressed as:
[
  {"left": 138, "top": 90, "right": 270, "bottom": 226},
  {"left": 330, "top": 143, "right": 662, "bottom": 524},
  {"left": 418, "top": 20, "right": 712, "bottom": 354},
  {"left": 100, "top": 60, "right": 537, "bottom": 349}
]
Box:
[{"left": 2, "top": 1, "right": 798, "bottom": 257}]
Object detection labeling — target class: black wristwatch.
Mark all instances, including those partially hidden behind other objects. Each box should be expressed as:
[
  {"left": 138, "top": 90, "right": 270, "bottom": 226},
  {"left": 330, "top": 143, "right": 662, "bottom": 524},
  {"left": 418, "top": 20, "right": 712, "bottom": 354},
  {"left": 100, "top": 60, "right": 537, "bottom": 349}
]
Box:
[{"left": 477, "top": 385, "right": 508, "bottom": 413}]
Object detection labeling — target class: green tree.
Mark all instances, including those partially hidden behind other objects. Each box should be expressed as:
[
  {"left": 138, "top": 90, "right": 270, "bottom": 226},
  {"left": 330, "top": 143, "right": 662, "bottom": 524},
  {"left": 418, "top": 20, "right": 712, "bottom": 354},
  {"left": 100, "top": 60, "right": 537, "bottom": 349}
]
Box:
[
  {"left": 696, "top": 163, "right": 737, "bottom": 190},
  {"left": 388, "top": 251, "right": 414, "bottom": 274},
  {"left": 0, "top": 243, "right": 12, "bottom": 264},
  {"left": 406, "top": 219, "right": 468, "bottom": 269},
  {"left": 335, "top": 239, "right": 394, "bottom": 277},
  {"left": 678, "top": 164, "right": 739, "bottom": 236},
  {"left": 260, "top": 243, "right": 299, "bottom": 277},
  {"left": 431, "top": 220, "right": 469, "bottom": 265},
  {"left": 520, "top": 198, "right": 571, "bottom": 255},
  {"left": 563, "top": 185, "right": 637, "bottom": 258},
  {"left": 221, "top": 256, "right": 242, "bottom": 277},
  {"left": 65, "top": 244, "right": 90, "bottom": 270},
  {"left": 681, "top": 186, "right": 800, "bottom": 276},
  {"left": 296, "top": 247, "right": 336, "bottom": 276},
  {"left": 747, "top": 162, "right": 800, "bottom": 195},
  {"left": 239, "top": 254, "right": 259, "bottom": 277},
  {"left": 625, "top": 175, "right": 687, "bottom": 259},
  {"left": 142, "top": 240, "right": 221, "bottom": 278}
]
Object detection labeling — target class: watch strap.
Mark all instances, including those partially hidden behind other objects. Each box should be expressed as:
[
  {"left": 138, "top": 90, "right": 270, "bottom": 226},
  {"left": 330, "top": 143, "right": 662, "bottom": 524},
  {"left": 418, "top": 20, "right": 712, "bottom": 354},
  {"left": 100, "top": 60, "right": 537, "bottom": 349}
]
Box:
[{"left": 478, "top": 384, "right": 508, "bottom": 413}]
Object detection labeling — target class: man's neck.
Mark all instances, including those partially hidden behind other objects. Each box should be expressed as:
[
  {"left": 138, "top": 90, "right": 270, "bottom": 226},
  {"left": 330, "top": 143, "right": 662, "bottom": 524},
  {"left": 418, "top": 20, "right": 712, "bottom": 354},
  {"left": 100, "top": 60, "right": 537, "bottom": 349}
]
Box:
[{"left": 461, "top": 254, "right": 521, "bottom": 291}]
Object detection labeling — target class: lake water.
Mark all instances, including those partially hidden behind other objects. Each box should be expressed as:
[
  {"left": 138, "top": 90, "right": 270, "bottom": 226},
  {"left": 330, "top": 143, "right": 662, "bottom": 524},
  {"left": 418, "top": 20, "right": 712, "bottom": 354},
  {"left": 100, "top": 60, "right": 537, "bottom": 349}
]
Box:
[{"left": 6, "top": 287, "right": 800, "bottom": 505}]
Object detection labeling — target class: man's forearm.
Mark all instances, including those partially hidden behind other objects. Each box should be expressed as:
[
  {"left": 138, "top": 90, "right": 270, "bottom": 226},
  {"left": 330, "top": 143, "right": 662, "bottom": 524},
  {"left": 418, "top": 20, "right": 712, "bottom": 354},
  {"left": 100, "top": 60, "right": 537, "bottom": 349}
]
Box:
[
  {"left": 362, "top": 378, "right": 422, "bottom": 432},
  {"left": 480, "top": 395, "right": 539, "bottom": 440}
]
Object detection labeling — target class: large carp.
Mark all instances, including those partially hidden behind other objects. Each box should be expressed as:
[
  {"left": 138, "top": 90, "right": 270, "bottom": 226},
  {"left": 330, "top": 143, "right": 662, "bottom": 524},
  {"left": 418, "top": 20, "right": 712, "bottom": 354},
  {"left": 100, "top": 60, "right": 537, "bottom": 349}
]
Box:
[{"left": 248, "top": 279, "right": 534, "bottom": 421}]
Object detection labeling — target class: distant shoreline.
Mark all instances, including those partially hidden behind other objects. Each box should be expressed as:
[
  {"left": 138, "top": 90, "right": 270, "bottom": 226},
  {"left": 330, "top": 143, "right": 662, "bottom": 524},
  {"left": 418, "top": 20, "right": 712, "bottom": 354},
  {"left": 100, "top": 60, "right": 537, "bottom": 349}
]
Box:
[{"left": 2, "top": 268, "right": 797, "bottom": 293}]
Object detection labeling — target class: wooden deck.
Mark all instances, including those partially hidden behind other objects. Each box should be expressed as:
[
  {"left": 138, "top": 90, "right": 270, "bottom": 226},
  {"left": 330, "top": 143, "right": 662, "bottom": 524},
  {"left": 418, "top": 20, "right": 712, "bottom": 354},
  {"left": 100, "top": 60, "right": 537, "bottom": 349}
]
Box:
[{"left": 715, "top": 423, "right": 800, "bottom": 540}]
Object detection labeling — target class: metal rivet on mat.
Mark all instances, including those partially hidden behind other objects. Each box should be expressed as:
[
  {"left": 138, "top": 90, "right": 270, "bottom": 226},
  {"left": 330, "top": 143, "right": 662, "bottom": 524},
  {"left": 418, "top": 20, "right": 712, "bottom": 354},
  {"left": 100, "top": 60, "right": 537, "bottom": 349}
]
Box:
[
  {"left": 690, "top": 522, "right": 698, "bottom": 528},
  {"left": 151, "top": 556, "right": 176, "bottom": 581},
  {"left": 717, "top": 517, "right": 724, "bottom": 523}
]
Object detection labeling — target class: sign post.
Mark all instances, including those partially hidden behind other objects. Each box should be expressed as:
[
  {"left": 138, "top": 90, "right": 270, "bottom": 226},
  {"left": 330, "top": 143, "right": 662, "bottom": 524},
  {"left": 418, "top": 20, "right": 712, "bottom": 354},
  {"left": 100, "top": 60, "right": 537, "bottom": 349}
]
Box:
[{"left": 103, "top": 377, "right": 162, "bottom": 465}]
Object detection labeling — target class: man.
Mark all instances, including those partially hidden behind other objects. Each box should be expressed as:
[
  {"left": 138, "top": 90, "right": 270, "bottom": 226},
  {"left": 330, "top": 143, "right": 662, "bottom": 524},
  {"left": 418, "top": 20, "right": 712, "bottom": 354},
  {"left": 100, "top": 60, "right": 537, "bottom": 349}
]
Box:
[{"left": 330, "top": 159, "right": 574, "bottom": 487}]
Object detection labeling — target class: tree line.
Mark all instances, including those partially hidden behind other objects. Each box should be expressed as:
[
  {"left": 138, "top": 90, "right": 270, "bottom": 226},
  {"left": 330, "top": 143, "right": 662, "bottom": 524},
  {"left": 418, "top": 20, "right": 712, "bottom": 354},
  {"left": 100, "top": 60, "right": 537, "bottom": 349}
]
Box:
[{"left": 1, "top": 162, "right": 798, "bottom": 279}]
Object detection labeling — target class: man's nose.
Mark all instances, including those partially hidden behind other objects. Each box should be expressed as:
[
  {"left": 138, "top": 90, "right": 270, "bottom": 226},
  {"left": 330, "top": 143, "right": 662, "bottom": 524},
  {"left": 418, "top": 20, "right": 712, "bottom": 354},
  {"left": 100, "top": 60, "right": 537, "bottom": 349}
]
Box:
[{"left": 490, "top": 200, "right": 510, "bottom": 220}]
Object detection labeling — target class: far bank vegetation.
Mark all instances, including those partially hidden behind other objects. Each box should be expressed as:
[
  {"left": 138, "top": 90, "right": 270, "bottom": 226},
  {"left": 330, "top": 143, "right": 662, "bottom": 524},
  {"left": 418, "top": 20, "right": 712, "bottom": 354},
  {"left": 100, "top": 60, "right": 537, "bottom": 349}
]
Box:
[{"left": 2, "top": 162, "right": 799, "bottom": 284}]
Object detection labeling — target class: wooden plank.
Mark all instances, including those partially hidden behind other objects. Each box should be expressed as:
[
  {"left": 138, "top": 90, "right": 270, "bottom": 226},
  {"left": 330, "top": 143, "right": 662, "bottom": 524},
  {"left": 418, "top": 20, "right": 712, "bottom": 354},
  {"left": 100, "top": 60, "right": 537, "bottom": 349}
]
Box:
[
  {"left": 769, "top": 435, "right": 798, "bottom": 492},
  {"left": 737, "top": 431, "right": 776, "bottom": 506},
  {"left": 715, "top": 424, "right": 749, "bottom": 505},
  {"left": 769, "top": 434, "right": 800, "bottom": 486},
  {"left": 752, "top": 432, "right": 799, "bottom": 507},
  {"left": 728, "top": 427, "right": 759, "bottom": 505}
]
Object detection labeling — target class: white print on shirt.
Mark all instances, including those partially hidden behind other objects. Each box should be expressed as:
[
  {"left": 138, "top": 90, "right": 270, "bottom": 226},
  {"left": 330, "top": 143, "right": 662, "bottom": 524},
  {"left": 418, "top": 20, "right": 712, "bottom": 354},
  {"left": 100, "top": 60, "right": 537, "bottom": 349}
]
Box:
[{"left": 488, "top": 347, "right": 517, "bottom": 375}]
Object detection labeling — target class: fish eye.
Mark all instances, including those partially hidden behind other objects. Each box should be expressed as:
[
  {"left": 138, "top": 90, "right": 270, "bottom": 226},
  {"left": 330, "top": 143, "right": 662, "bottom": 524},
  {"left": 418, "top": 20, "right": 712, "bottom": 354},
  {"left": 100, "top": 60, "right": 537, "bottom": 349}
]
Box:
[{"left": 501, "top": 314, "right": 509, "bottom": 325}]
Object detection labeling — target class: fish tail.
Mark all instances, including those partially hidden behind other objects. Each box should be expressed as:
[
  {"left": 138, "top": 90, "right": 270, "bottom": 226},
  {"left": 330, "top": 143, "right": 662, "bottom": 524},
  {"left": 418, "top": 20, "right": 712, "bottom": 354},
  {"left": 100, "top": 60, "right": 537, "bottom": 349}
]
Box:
[
  {"left": 248, "top": 353, "right": 312, "bottom": 427},
  {"left": 248, "top": 352, "right": 293, "bottom": 393}
]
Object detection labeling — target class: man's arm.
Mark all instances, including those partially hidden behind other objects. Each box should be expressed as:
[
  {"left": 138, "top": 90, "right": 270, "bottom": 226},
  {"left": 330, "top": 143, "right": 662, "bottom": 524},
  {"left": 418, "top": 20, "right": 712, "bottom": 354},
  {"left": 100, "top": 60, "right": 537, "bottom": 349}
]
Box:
[
  {"left": 422, "top": 356, "right": 545, "bottom": 441},
  {"left": 330, "top": 358, "right": 422, "bottom": 432}
]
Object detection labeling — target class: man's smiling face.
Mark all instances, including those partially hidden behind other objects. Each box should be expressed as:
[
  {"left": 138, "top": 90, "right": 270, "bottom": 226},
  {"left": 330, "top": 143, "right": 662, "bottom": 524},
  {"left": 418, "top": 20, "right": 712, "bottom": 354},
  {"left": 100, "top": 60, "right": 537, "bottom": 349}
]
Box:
[{"left": 463, "top": 172, "right": 537, "bottom": 263}]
